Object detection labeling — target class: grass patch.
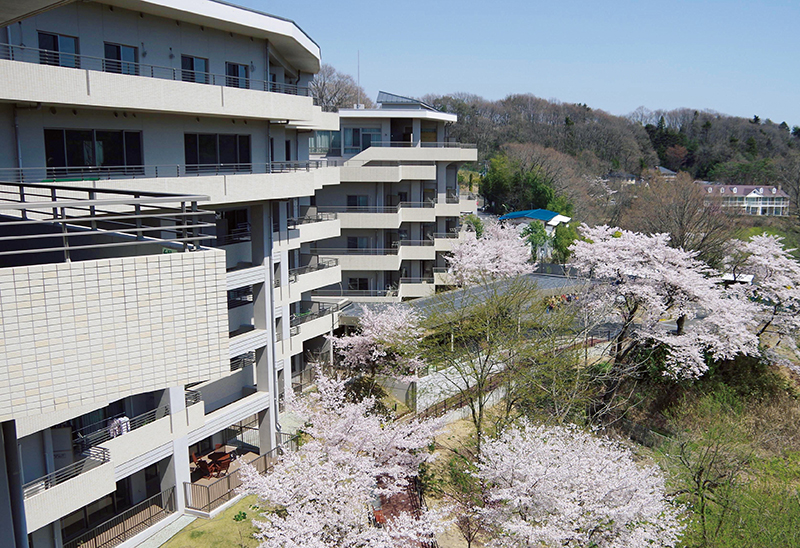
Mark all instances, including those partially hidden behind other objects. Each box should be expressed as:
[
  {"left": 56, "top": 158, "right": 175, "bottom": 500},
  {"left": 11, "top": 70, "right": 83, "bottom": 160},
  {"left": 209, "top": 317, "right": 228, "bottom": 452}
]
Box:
[{"left": 161, "top": 495, "right": 261, "bottom": 548}]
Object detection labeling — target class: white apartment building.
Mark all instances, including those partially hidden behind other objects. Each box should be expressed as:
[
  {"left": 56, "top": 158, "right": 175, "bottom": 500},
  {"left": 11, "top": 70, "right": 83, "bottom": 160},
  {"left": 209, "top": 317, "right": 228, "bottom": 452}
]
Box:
[
  {"left": 699, "top": 182, "right": 791, "bottom": 216},
  {"left": 310, "top": 92, "right": 478, "bottom": 302},
  {"left": 0, "top": 1, "right": 344, "bottom": 547}
]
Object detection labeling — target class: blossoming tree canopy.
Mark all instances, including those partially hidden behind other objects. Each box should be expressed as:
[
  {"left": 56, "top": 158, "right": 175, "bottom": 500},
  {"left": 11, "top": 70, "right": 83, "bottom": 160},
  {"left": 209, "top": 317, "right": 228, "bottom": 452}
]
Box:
[
  {"left": 447, "top": 221, "right": 534, "bottom": 286},
  {"left": 729, "top": 233, "right": 800, "bottom": 339},
  {"left": 330, "top": 304, "right": 424, "bottom": 377},
  {"left": 239, "top": 372, "right": 446, "bottom": 548},
  {"left": 569, "top": 225, "right": 759, "bottom": 379},
  {"left": 477, "top": 422, "right": 685, "bottom": 548}
]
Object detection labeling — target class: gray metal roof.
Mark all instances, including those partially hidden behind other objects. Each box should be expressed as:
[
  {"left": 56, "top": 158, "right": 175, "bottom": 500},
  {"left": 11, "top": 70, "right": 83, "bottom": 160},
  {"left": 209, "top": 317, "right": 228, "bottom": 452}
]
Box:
[{"left": 376, "top": 91, "right": 438, "bottom": 112}]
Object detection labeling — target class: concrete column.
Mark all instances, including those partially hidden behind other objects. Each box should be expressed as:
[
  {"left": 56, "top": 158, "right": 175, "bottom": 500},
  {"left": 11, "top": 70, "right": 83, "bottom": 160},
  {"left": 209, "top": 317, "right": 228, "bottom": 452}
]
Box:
[
  {"left": 162, "top": 385, "right": 191, "bottom": 513},
  {"left": 2, "top": 421, "right": 28, "bottom": 548},
  {"left": 412, "top": 119, "right": 421, "bottom": 146},
  {"left": 250, "top": 204, "right": 277, "bottom": 454}
]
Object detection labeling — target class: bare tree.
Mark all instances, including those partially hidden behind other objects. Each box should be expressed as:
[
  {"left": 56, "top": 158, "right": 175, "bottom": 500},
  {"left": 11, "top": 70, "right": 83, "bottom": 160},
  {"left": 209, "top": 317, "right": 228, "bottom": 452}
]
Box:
[
  {"left": 624, "top": 171, "right": 737, "bottom": 266},
  {"left": 309, "top": 64, "right": 374, "bottom": 112}
]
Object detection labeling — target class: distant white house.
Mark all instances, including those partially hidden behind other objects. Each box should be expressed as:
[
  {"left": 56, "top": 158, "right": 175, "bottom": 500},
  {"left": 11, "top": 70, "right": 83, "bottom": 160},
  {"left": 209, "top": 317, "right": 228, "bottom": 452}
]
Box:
[{"left": 699, "top": 182, "right": 790, "bottom": 216}]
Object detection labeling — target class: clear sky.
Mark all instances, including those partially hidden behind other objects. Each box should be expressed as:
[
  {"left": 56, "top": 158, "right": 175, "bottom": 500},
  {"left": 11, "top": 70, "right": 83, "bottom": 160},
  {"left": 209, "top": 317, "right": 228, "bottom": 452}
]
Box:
[{"left": 242, "top": 0, "right": 799, "bottom": 125}]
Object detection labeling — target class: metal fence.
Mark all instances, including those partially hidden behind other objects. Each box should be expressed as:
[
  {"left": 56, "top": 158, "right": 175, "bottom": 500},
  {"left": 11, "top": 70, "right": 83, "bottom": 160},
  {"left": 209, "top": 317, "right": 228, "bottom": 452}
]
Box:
[
  {"left": 63, "top": 487, "right": 176, "bottom": 548},
  {"left": 184, "top": 435, "right": 299, "bottom": 513},
  {"left": 72, "top": 406, "right": 170, "bottom": 451},
  {"left": 0, "top": 43, "right": 310, "bottom": 96},
  {"left": 23, "top": 447, "right": 110, "bottom": 498}
]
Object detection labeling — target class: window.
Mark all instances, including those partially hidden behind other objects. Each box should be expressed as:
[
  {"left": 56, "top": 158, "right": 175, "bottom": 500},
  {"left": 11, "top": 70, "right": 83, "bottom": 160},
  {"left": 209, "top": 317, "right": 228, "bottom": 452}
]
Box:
[
  {"left": 181, "top": 55, "right": 208, "bottom": 83},
  {"left": 104, "top": 43, "right": 137, "bottom": 75},
  {"left": 346, "top": 195, "right": 368, "bottom": 210},
  {"left": 348, "top": 278, "right": 369, "bottom": 291},
  {"left": 225, "top": 62, "right": 248, "bottom": 88},
  {"left": 343, "top": 127, "right": 381, "bottom": 154},
  {"left": 285, "top": 140, "right": 292, "bottom": 161},
  {"left": 38, "top": 32, "right": 78, "bottom": 68},
  {"left": 347, "top": 236, "right": 369, "bottom": 249},
  {"left": 44, "top": 129, "right": 143, "bottom": 175},
  {"left": 184, "top": 133, "right": 251, "bottom": 172}
]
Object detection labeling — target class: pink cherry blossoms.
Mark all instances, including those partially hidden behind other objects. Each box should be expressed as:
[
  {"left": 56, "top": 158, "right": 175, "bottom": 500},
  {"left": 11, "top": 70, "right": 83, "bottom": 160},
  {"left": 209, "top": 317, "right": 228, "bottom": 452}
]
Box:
[
  {"left": 238, "top": 371, "right": 446, "bottom": 548},
  {"left": 330, "top": 304, "right": 425, "bottom": 378},
  {"left": 570, "top": 225, "right": 759, "bottom": 379},
  {"left": 447, "top": 221, "right": 535, "bottom": 286},
  {"left": 477, "top": 422, "right": 685, "bottom": 548}
]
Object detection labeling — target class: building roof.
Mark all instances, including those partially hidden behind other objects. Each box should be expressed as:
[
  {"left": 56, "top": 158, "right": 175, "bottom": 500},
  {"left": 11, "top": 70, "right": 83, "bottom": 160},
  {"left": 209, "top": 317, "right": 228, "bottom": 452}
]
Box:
[
  {"left": 699, "top": 182, "right": 790, "bottom": 199},
  {"left": 376, "top": 91, "right": 438, "bottom": 111},
  {"left": 657, "top": 166, "right": 677, "bottom": 176},
  {"left": 499, "top": 209, "right": 572, "bottom": 226}
]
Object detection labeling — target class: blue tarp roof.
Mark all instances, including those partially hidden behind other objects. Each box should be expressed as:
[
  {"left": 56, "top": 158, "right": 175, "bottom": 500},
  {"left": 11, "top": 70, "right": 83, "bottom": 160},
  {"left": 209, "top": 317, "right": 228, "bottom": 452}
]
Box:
[{"left": 498, "top": 209, "right": 560, "bottom": 222}]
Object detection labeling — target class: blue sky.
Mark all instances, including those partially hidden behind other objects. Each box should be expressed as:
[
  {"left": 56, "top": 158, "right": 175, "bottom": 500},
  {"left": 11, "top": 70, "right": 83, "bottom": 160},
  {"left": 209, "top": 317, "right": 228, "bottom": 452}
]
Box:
[{"left": 244, "top": 0, "right": 799, "bottom": 125}]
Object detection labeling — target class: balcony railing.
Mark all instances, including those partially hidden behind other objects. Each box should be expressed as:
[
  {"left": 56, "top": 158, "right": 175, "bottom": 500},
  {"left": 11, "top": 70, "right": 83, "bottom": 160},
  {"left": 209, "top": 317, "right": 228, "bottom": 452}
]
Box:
[
  {"left": 349, "top": 141, "right": 477, "bottom": 150},
  {"left": 184, "top": 435, "right": 299, "bottom": 513},
  {"left": 185, "top": 390, "right": 204, "bottom": 407},
  {"left": 290, "top": 302, "right": 339, "bottom": 327},
  {"left": 446, "top": 191, "right": 460, "bottom": 204},
  {"left": 317, "top": 201, "right": 435, "bottom": 214},
  {"left": 313, "top": 247, "right": 399, "bottom": 256},
  {"left": 395, "top": 240, "right": 434, "bottom": 247},
  {"left": 0, "top": 160, "right": 337, "bottom": 184},
  {"left": 23, "top": 447, "right": 110, "bottom": 498},
  {"left": 73, "top": 406, "right": 171, "bottom": 452},
  {"left": 0, "top": 43, "right": 311, "bottom": 96},
  {"left": 312, "top": 289, "right": 397, "bottom": 298},
  {"left": 400, "top": 277, "right": 435, "bottom": 284},
  {"left": 63, "top": 487, "right": 176, "bottom": 548},
  {"left": 433, "top": 232, "right": 459, "bottom": 239},
  {"left": 290, "top": 212, "right": 338, "bottom": 225},
  {"left": 288, "top": 258, "right": 339, "bottom": 280}
]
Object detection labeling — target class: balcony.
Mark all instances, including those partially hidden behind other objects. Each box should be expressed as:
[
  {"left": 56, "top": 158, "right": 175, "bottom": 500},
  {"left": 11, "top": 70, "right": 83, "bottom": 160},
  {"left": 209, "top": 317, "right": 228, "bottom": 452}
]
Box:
[
  {"left": 396, "top": 240, "right": 436, "bottom": 261},
  {"left": 433, "top": 267, "right": 457, "bottom": 286},
  {"left": 433, "top": 232, "right": 460, "bottom": 252},
  {"left": 312, "top": 289, "right": 400, "bottom": 303},
  {"left": 398, "top": 277, "right": 436, "bottom": 299},
  {"left": 283, "top": 258, "right": 341, "bottom": 300},
  {"left": 273, "top": 213, "right": 341, "bottom": 253},
  {"left": 24, "top": 447, "right": 116, "bottom": 532},
  {"left": 314, "top": 247, "right": 400, "bottom": 271},
  {"left": 72, "top": 406, "right": 171, "bottom": 453},
  {"left": 0, "top": 44, "right": 324, "bottom": 122},
  {"left": 318, "top": 201, "right": 435, "bottom": 229},
  {"left": 344, "top": 141, "right": 478, "bottom": 164},
  {"left": 185, "top": 434, "right": 298, "bottom": 515},
  {"left": 62, "top": 487, "right": 176, "bottom": 548}
]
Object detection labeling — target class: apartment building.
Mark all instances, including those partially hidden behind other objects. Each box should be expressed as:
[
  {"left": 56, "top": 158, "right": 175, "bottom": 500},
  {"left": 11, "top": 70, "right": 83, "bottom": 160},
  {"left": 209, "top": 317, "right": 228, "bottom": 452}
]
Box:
[
  {"left": 0, "top": 1, "right": 343, "bottom": 547},
  {"left": 311, "top": 92, "right": 478, "bottom": 302}
]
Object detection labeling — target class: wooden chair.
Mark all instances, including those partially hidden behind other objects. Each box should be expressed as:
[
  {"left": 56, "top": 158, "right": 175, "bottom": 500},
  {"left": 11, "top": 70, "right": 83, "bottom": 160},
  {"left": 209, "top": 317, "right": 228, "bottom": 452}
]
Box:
[
  {"left": 197, "top": 460, "right": 213, "bottom": 478},
  {"left": 215, "top": 453, "right": 233, "bottom": 477}
]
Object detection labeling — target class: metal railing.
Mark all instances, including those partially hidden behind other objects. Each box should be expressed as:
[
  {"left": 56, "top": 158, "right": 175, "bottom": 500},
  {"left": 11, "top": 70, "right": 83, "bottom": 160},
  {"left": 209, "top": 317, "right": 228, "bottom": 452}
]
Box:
[
  {"left": 290, "top": 302, "right": 339, "bottom": 327},
  {"left": 357, "top": 141, "right": 477, "bottom": 149},
  {"left": 446, "top": 191, "right": 460, "bottom": 204},
  {"left": 433, "top": 232, "right": 459, "bottom": 239},
  {"left": 228, "top": 286, "right": 254, "bottom": 309},
  {"left": 400, "top": 277, "right": 435, "bottom": 284},
  {"left": 63, "top": 487, "right": 176, "bottom": 548},
  {"left": 185, "top": 390, "right": 203, "bottom": 407},
  {"left": 23, "top": 447, "right": 110, "bottom": 498},
  {"left": 0, "top": 160, "right": 336, "bottom": 184},
  {"left": 185, "top": 435, "right": 299, "bottom": 513},
  {"left": 395, "top": 240, "right": 434, "bottom": 247},
  {"left": 73, "top": 406, "right": 171, "bottom": 451},
  {"left": 312, "top": 247, "right": 399, "bottom": 256},
  {"left": 292, "top": 368, "right": 316, "bottom": 394},
  {"left": 317, "top": 201, "right": 435, "bottom": 214},
  {"left": 312, "top": 289, "right": 397, "bottom": 298},
  {"left": 217, "top": 227, "right": 251, "bottom": 246},
  {"left": 290, "top": 212, "right": 338, "bottom": 225},
  {"left": 288, "top": 258, "right": 338, "bottom": 279},
  {"left": 0, "top": 43, "right": 310, "bottom": 96}
]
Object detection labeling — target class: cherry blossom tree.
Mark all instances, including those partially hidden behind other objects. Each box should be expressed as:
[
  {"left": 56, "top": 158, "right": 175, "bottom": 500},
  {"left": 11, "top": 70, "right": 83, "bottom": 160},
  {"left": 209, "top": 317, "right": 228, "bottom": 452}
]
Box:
[
  {"left": 726, "top": 233, "right": 800, "bottom": 340},
  {"left": 569, "top": 225, "right": 759, "bottom": 380},
  {"left": 476, "top": 422, "right": 685, "bottom": 548},
  {"left": 330, "top": 304, "right": 424, "bottom": 378},
  {"left": 239, "top": 371, "right": 446, "bottom": 548},
  {"left": 447, "top": 221, "right": 534, "bottom": 286}
]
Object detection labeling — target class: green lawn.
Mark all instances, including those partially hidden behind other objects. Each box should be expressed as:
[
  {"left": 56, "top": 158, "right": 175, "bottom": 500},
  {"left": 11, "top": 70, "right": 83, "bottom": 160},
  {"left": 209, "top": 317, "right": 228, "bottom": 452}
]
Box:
[{"left": 161, "top": 496, "right": 261, "bottom": 548}]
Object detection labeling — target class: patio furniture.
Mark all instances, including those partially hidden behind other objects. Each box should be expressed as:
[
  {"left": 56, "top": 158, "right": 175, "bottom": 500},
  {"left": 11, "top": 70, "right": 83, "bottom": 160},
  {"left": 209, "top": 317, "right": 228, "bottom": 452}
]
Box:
[{"left": 215, "top": 453, "right": 232, "bottom": 477}]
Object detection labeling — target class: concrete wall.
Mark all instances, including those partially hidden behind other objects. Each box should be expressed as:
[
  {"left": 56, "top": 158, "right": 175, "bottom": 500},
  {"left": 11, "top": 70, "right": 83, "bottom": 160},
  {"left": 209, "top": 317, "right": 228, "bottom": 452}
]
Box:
[{"left": 0, "top": 249, "right": 229, "bottom": 424}]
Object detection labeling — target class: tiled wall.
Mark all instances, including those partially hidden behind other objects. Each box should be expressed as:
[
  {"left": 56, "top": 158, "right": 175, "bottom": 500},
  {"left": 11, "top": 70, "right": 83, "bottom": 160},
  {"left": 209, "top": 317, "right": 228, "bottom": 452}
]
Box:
[{"left": 0, "top": 250, "right": 229, "bottom": 423}]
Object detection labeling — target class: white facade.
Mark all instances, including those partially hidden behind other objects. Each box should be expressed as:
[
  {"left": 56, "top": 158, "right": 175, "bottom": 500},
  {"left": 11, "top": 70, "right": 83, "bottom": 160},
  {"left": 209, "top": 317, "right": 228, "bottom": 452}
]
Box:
[
  {"left": 700, "top": 183, "right": 790, "bottom": 216},
  {"left": 312, "top": 92, "right": 478, "bottom": 301},
  {"left": 0, "top": 2, "right": 342, "bottom": 547}
]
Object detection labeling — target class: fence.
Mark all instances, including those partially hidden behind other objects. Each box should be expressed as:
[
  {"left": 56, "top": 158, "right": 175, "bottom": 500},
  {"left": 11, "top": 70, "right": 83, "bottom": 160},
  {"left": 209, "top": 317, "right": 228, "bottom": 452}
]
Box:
[
  {"left": 63, "top": 487, "right": 175, "bottom": 548},
  {"left": 22, "top": 447, "right": 110, "bottom": 498},
  {"left": 185, "top": 435, "right": 299, "bottom": 513}
]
